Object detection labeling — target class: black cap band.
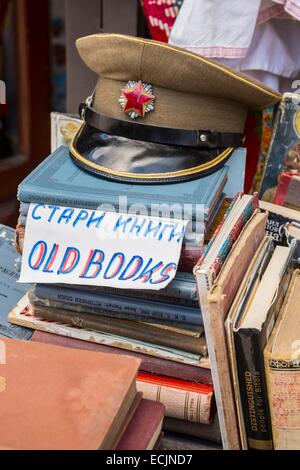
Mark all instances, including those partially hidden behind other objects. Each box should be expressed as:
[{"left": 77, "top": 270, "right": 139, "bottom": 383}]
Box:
[{"left": 80, "top": 104, "right": 243, "bottom": 149}]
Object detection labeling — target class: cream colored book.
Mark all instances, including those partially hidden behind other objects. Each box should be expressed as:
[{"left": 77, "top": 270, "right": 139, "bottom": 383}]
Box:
[{"left": 264, "top": 269, "right": 300, "bottom": 450}]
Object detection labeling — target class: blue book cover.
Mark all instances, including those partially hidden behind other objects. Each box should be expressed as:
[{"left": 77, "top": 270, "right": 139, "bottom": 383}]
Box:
[
  {"left": 57, "top": 268, "right": 198, "bottom": 306},
  {"left": 18, "top": 146, "right": 229, "bottom": 220},
  {"left": 31, "top": 284, "right": 202, "bottom": 326},
  {"left": 0, "top": 225, "right": 33, "bottom": 340}
]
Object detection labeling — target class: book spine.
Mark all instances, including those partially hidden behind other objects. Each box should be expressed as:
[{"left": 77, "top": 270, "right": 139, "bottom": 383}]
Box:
[
  {"left": 234, "top": 329, "right": 273, "bottom": 450},
  {"left": 33, "top": 306, "right": 206, "bottom": 355},
  {"left": 136, "top": 379, "right": 213, "bottom": 425},
  {"left": 33, "top": 279, "right": 198, "bottom": 305},
  {"left": 30, "top": 287, "right": 202, "bottom": 326}
]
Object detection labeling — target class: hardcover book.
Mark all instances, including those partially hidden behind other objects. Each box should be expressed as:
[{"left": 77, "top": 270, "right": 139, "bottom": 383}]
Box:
[
  {"left": 9, "top": 295, "right": 210, "bottom": 368},
  {"left": 195, "top": 208, "right": 268, "bottom": 450},
  {"left": 225, "top": 237, "right": 275, "bottom": 450},
  {"left": 29, "top": 284, "right": 202, "bottom": 326},
  {"left": 264, "top": 269, "right": 300, "bottom": 450},
  {"left": 260, "top": 93, "right": 300, "bottom": 202},
  {"left": 30, "top": 270, "right": 199, "bottom": 308},
  {"left": 259, "top": 200, "right": 300, "bottom": 244},
  {"left": 31, "top": 304, "right": 207, "bottom": 356},
  {"left": 137, "top": 372, "right": 214, "bottom": 425},
  {"left": 32, "top": 330, "right": 213, "bottom": 384},
  {"left": 18, "top": 146, "right": 228, "bottom": 222},
  {"left": 0, "top": 338, "right": 140, "bottom": 450},
  {"left": 233, "top": 244, "right": 296, "bottom": 450},
  {"left": 116, "top": 399, "right": 165, "bottom": 451}
]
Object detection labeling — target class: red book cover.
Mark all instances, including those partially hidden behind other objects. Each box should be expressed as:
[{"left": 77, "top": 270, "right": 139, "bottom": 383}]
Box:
[
  {"left": 32, "top": 330, "right": 213, "bottom": 385},
  {"left": 116, "top": 399, "right": 165, "bottom": 451},
  {"left": 137, "top": 372, "right": 214, "bottom": 425}
]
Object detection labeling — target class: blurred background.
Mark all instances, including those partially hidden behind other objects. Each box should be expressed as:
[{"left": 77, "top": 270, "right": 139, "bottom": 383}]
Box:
[{"left": 0, "top": 0, "right": 150, "bottom": 227}]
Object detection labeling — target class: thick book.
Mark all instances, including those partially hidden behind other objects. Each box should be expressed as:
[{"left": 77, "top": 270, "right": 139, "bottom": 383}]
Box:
[
  {"left": 29, "top": 284, "right": 202, "bottom": 326},
  {"left": 225, "top": 237, "right": 275, "bottom": 450},
  {"left": 9, "top": 295, "right": 209, "bottom": 368},
  {"left": 17, "top": 145, "right": 228, "bottom": 222},
  {"left": 195, "top": 210, "right": 268, "bottom": 450},
  {"left": 31, "top": 304, "right": 207, "bottom": 356},
  {"left": 0, "top": 225, "right": 32, "bottom": 340},
  {"left": 0, "top": 338, "right": 140, "bottom": 450},
  {"left": 260, "top": 93, "right": 300, "bottom": 201},
  {"left": 233, "top": 244, "right": 296, "bottom": 450},
  {"left": 116, "top": 399, "right": 165, "bottom": 451},
  {"left": 30, "top": 272, "right": 198, "bottom": 307},
  {"left": 137, "top": 372, "right": 214, "bottom": 425},
  {"left": 32, "top": 330, "right": 213, "bottom": 385},
  {"left": 264, "top": 269, "right": 300, "bottom": 450}
]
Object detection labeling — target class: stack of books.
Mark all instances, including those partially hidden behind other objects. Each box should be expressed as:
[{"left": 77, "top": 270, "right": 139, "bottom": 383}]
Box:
[
  {"left": 8, "top": 144, "right": 247, "bottom": 446},
  {"left": 0, "top": 225, "right": 164, "bottom": 450},
  {"left": 0, "top": 337, "right": 165, "bottom": 450}
]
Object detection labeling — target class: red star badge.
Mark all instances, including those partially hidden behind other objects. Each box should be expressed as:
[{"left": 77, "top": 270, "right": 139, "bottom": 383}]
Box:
[{"left": 120, "top": 81, "right": 155, "bottom": 118}]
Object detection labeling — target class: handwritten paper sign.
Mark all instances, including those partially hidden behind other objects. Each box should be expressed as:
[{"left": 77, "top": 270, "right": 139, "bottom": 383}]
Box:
[{"left": 19, "top": 204, "right": 188, "bottom": 291}]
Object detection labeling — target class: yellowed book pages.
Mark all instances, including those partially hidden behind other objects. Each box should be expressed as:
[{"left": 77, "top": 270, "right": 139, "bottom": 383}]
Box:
[
  {"left": 8, "top": 294, "right": 210, "bottom": 369},
  {"left": 196, "top": 211, "right": 268, "bottom": 450},
  {"left": 225, "top": 237, "right": 269, "bottom": 450},
  {"left": 264, "top": 269, "right": 300, "bottom": 450}
]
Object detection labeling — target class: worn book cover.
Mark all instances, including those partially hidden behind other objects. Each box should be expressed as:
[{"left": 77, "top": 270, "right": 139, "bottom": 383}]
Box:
[
  {"left": 0, "top": 338, "right": 140, "bottom": 450},
  {"left": 29, "top": 284, "right": 203, "bottom": 327},
  {"left": 0, "top": 225, "right": 32, "bottom": 340},
  {"left": 137, "top": 372, "right": 214, "bottom": 425},
  {"left": 225, "top": 237, "right": 274, "bottom": 450},
  {"left": 233, "top": 244, "right": 296, "bottom": 450},
  {"left": 9, "top": 295, "right": 210, "bottom": 368},
  {"left": 264, "top": 269, "right": 300, "bottom": 450},
  {"left": 116, "top": 399, "right": 165, "bottom": 451},
  {"left": 260, "top": 93, "right": 300, "bottom": 202},
  {"left": 195, "top": 210, "right": 268, "bottom": 450},
  {"left": 17, "top": 145, "right": 228, "bottom": 222},
  {"left": 32, "top": 330, "right": 213, "bottom": 385},
  {"left": 31, "top": 304, "right": 207, "bottom": 356}
]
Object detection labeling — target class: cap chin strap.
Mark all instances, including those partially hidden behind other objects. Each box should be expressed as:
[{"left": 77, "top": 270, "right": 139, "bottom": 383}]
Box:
[{"left": 79, "top": 102, "right": 244, "bottom": 150}]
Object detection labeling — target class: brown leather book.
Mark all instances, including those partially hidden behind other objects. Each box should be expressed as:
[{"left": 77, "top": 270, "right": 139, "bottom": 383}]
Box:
[
  {"left": 32, "top": 330, "right": 213, "bottom": 384},
  {"left": 116, "top": 399, "right": 165, "bottom": 451},
  {"left": 32, "top": 305, "right": 207, "bottom": 356},
  {"left": 0, "top": 338, "right": 140, "bottom": 450}
]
